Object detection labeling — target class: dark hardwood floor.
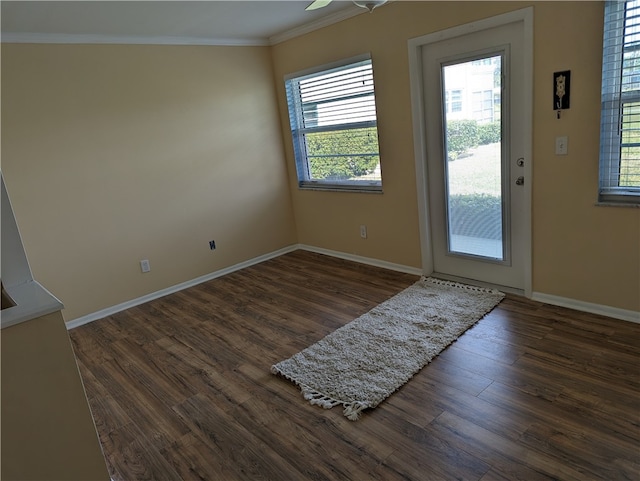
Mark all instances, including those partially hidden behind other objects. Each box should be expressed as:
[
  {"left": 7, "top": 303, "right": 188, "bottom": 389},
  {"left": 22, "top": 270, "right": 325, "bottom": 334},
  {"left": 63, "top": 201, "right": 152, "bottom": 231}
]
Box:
[{"left": 69, "top": 250, "right": 640, "bottom": 481}]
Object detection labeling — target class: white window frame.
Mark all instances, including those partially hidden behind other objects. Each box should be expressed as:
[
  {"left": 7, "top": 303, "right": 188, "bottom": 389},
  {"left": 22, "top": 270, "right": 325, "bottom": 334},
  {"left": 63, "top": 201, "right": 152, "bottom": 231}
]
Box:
[
  {"left": 599, "top": 0, "right": 640, "bottom": 205},
  {"left": 284, "top": 54, "right": 382, "bottom": 193}
]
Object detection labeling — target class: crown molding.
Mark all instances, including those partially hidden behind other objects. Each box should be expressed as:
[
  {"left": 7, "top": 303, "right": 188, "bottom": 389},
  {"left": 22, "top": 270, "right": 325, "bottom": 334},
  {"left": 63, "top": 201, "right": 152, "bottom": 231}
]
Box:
[
  {"left": 1, "top": 4, "right": 368, "bottom": 48},
  {"left": 269, "top": 4, "right": 364, "bottom": 45},
  {"left": 1, "top": 32, "right": 270, "bottom": 47}
]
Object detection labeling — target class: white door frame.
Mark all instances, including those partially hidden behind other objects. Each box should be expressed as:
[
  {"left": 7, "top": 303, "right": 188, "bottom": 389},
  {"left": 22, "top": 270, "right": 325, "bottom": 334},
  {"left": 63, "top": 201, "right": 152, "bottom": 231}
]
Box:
[{"left": 408, "top": 7, "right": 533, "bottom": 297}]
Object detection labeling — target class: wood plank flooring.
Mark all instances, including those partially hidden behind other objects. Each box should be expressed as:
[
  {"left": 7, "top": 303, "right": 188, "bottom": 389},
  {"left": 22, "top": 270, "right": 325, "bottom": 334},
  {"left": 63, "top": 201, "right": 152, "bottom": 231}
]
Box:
[{"left": 69, "top": 250, "right": 640, "bottom": 481}]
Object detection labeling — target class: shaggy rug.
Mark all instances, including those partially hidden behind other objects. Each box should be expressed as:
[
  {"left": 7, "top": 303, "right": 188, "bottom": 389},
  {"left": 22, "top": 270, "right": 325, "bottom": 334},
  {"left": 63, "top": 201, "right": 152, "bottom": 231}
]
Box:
[{"left": 271, "top": 277, "right": 504, "bottom": 420}]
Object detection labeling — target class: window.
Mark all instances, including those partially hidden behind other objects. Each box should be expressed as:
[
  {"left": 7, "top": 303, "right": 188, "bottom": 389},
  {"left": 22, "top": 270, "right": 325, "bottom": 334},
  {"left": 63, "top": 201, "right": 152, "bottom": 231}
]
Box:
[
  {"left": 472, "top": 58, "right": 493, "bottom": 66},
  {"left": 445, "top": 89, "right": 463, "bottom": 113},
  {"left": 472, "top": 90, "right": 494, "bottom": 122},
  {"left": 285, "top": 54, "right": 382, "bottom": 192},
  {"left": 599, "top": 0, "right": 640, "bottom": 204}
]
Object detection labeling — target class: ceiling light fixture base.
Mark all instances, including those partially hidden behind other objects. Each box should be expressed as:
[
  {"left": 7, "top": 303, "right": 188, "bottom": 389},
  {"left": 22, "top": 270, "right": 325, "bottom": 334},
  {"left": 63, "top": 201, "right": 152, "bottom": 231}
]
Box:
[{"left": 352, "top": 0, "right": 387, "bottom": 13}]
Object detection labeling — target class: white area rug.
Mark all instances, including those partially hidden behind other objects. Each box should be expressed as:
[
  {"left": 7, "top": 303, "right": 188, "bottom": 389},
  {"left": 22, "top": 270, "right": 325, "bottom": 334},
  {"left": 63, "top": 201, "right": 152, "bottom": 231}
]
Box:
[{"left": 271, "top": 277, "right": 504, "bottom": 420}]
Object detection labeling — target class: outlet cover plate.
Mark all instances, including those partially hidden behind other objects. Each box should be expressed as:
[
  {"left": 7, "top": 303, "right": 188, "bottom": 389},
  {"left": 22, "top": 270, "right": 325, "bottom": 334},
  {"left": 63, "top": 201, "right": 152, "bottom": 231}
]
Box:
[{"left": 555, "top": 136, "right": 568, "bottom": 155}]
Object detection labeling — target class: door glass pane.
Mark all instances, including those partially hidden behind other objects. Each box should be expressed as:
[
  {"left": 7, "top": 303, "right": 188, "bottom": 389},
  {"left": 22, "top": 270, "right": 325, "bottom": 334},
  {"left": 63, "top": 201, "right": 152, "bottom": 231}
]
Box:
[{"left": 442, "top": 55, "right": 504, "bottom": 260}]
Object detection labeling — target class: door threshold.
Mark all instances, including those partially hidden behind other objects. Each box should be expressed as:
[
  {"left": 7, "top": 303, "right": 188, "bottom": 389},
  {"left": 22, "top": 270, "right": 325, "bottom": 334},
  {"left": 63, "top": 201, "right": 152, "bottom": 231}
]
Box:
[{"left": 431, "top": 272, "right": 524, "bottom": 296}]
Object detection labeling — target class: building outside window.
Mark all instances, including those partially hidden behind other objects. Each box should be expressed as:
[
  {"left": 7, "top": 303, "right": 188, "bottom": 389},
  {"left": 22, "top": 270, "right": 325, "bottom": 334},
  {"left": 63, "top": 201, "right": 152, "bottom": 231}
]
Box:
[{"left": 442, "top": 58, "right": 499, "bottom": 123}]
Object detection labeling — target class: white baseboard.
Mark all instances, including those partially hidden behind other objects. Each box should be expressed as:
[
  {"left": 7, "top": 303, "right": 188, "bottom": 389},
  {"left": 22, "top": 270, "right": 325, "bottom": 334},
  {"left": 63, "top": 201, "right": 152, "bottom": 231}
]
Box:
[
  {"left": 67, "top": 243, "right": 637, "bottom": 329},
  {"left": 297, "top": 244, "right": 424, "bottom": 276},
  {"left": 65, "top": 245, "right": 299, "bottom": 330},
  {"left": 531, "top": 292, "right": 640, "bottom": 324},
  {"left": 66, "top": 244, "right": 423, "bottom": 330},
  {"left": 66, "top": 244, "right": 422, "bottom": 330}
]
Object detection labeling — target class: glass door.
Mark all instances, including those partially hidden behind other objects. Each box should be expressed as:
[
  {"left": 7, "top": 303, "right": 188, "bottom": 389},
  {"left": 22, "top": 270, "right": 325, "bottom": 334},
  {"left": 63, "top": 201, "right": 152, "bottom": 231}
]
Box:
[
  {"left": 441, "top": 54, "right": 507, "bottom": 262},
  {"left": 421, "top": 19, "right": 528, "bottom": 291}
]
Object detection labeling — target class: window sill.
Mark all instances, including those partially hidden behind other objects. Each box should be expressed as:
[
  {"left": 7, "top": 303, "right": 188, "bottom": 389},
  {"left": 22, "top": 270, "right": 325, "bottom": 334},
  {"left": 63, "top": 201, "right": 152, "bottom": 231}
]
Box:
[
  {"left": 597, "top": 191, "right": 640, "bottom": 207},
  {"left": 595, "top": 201, "right": 640, "bottom": 208}
]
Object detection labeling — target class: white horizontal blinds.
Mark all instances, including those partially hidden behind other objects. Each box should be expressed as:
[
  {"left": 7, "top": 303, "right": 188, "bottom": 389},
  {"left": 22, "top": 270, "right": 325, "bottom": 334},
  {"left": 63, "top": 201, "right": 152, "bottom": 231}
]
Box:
[
  {"left": 600, "top": 0, "right": 640, "bottom": 199},
  {"left": 298, "top": 60, "right": 377, "bottom": 128},
  {"left": 285, "top": 55, "right": 381, "bottom": 188},
  {"left": 620, "top": 1, "right": 640, "bottom": 189},
  {"left": 600, "top": 0, "right": 625, "bottom": 193}
]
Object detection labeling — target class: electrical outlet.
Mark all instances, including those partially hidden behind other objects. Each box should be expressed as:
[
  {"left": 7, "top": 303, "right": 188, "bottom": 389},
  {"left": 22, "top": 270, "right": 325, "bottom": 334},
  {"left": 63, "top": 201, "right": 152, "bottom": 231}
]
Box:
[
  {"left": 360, "top": 225, "right": 367, "bottom": 239},
  {"left": 209, "top": 240, "right": 216, "bottom": 250},
  {"left": 140, "top": 259, "right": 151, "bottom": 273}
]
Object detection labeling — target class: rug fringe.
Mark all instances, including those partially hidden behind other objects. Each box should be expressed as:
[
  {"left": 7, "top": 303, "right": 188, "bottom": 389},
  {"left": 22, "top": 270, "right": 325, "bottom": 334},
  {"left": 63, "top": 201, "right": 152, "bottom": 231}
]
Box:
[
  {"left": 303, "top": 390, "right": 368, "bottom": 421},
  {"left": 272, "top": 365, "right": 368, "bottom": 420},
  {"left": 304, "top": 391, "right": 341, "bottom": 409},
  {"left": 302, "top": 390, "right": 370, "bottom": 421},
  {"left": 423, "top": 276, "right": 504, "bottom": 296},
  {"left": 343, "top": 402, "right": 367, "bottom": 421}
]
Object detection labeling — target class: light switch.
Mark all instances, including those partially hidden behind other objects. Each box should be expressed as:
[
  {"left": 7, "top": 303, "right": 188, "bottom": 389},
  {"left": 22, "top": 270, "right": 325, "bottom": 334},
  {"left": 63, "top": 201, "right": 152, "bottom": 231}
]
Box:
[{"left": 555, "top": 136, "right": 568, "bottom": 155}]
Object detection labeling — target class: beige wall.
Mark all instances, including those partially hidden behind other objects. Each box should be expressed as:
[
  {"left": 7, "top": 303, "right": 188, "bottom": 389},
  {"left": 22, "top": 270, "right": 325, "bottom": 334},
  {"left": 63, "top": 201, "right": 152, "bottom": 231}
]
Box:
[
  {"left": 1, "top": 310, "right": 110, "bottom": 480},
  {"left": 531, "top": 2, "right": 639, "bottom": 312},
  {"left": 2, "top": 44, "right": 297, "bottom": 320},
  {"left": 271, "top": 1, "right": 640, "bottom": 312},
  {"left": 2, "top": 2, "right": 638, "bottom": 319}
]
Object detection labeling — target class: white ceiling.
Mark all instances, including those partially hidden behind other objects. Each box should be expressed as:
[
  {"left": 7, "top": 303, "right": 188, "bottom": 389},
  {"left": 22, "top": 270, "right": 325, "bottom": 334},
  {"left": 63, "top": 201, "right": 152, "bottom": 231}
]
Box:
[{"left": 1, "top": 1, "right": 367, "bottom": 46}]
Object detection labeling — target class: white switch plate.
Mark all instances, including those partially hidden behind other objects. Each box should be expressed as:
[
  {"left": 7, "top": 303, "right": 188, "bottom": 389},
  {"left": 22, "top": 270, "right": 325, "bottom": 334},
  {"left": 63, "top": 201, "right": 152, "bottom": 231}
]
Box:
[
  {"left": 140, "top": 259, "right": 151, "bottom": 273},
  {"left": 555, "top": 136, "right": 568, "bottom": 155}
]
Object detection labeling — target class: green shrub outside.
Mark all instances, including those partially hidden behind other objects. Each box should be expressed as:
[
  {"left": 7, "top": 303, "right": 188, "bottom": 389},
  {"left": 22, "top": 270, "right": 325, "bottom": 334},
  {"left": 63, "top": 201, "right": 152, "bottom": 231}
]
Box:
[
  {"left": 309, "top": 155, "right": 379, "bottom": 180},
  {"left": 448, "top": 193, "right": 502, "bottom": 239},
  {"left": 477, "top": 121, "right": 501, "bottom": 145},
  {"left": 447, "top": 120, "right": 500, "bottom": 160},
  {"left": 446, "top": 120, "right": 478, "bottom": 160},
  {"left": 302, "top": 119, "right": 501, "bottom": 179},
  {"left": 305, "top": 127, "right": 379, "bottom": 180},
  {"left": 445, "top": 121, "right": 503, "bottom": 240}
]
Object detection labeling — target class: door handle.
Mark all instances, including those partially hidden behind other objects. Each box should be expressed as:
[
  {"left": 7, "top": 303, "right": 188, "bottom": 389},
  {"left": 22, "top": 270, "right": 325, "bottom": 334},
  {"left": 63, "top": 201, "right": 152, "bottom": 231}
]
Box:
[{"left": 515, "top": 176, "right": 524, "bottom": 185}]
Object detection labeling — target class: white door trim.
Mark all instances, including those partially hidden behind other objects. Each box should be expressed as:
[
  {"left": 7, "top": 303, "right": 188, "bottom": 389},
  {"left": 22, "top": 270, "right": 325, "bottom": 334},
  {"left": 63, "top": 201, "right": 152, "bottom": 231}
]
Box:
[{"left": 408, "top": 7, "right": 533, "bottom": 297}]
